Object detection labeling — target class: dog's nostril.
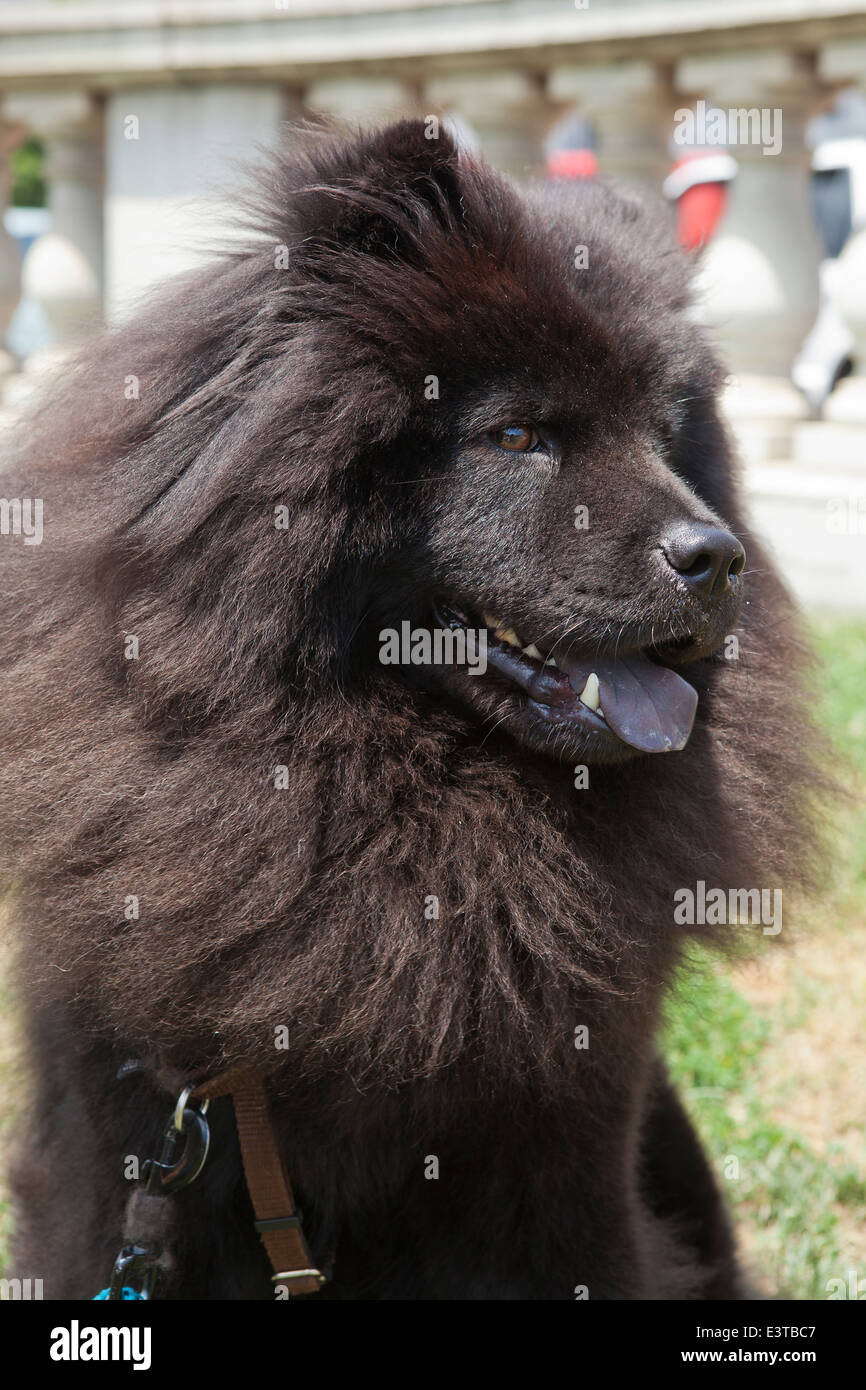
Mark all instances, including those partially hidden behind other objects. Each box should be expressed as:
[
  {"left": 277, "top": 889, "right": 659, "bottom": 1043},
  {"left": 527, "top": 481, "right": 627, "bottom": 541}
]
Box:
[
  {"left": 660, "top": 523, "right": 746, "bottom": 600},
  {"left": 681, "top": 550, "right": 713, "bottom": 579},
  {"left": 728, "top": 550, "right": 746, "bottom": 580}
]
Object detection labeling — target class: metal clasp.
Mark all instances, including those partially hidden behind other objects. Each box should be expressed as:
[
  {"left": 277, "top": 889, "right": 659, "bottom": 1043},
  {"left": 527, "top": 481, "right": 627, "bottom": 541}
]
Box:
[
  {"left": 141, "top": 1085, "right": 211, "bottom": 1196},
  {"left": 105, "top": 1244, "right": 155, "bottom": 1301}
]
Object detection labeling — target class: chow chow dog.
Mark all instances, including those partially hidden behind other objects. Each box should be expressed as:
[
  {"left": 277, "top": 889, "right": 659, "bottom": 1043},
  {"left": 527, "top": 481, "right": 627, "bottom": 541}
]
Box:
[{"left": 0, "top": 120, "right": 818, "bottom": 1299}]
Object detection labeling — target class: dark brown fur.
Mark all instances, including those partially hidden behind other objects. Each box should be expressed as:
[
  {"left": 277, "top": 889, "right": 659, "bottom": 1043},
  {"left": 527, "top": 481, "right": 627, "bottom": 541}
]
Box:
[{"left": 0, "top": 121, "right": 821, "bottom": 1299}]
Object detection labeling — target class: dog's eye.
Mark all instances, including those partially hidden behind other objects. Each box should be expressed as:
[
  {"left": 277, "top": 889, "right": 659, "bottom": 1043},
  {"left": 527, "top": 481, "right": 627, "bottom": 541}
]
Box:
[{"left": 489, "top": 425, "right": 540, "bottom": 453}]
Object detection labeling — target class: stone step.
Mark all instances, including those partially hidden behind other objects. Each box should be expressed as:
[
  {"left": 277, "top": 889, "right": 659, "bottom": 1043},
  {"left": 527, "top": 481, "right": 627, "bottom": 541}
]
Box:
[
  {"left": 791, "top": 421, "right": 866, "bottom": 474},
  {"left": 744, "top": 464, "right": 866, "bottom": 612},
  {"left": 729, "top": 418, "right": 797, "bottom": 463},
  {"left": 722, "top": 374, "right": 808, "bottom": 464}
]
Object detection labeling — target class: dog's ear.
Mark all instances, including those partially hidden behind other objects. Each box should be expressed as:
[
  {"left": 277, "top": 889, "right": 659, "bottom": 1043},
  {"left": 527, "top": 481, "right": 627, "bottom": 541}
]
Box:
[{"left": 286, "top": 118, "right": 468, "bottom": 265}]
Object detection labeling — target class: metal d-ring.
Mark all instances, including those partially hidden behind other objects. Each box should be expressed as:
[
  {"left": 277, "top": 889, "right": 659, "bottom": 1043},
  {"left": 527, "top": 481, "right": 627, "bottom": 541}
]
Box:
[
  {"left": 142, "top": 1085, "right": 211, "bottom": 1196},
  {"left": 173, "top": 1084, "right": 209, "bottom": 1132}
]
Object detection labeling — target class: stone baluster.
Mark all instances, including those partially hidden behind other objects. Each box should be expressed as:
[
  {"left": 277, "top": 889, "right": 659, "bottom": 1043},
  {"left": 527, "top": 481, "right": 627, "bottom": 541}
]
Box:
[
  {"left": 672, "top": 50, "right": 823, "bottom": 456},
  {"left": 0, "top": 107, "right": 26, "bottom": 384},
  {"left": 4, "top": 92, "right": 104, "bottom": 359},
  {"left": 816, "top": 39, "right": 866, "bottom": 427}
]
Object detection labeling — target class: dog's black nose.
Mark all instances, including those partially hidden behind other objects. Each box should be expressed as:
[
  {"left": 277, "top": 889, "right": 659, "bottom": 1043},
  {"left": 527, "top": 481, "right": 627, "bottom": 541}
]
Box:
[{"left": 661, "top": 523, "right": 745, "bottom": 599}]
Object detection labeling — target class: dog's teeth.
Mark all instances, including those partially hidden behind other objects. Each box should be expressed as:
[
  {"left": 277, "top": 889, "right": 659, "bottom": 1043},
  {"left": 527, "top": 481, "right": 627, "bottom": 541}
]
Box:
[
  {"left": 522, "top": 643, "right": 542, "bottom": 660},
  {"left": 544, "top": 656, "right": 559, "bottom": 668},
  {"left": 495, "top": 627, "right": 522, "bottom": 648},
  {"left": 578, "top": 672, "right": 601, "bottom": 710},
  {"left": 481, "top": 611, "right": 499, "bottom": 630}
]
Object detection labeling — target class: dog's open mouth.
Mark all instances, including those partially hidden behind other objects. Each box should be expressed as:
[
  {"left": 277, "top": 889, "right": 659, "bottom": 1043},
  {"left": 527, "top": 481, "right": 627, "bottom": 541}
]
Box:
[{"left": 434, "top": 600, "right": 700, "bottom": 754}]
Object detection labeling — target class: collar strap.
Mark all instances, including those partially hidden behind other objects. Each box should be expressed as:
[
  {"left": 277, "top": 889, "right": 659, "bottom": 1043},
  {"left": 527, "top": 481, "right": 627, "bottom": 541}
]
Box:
[{"left": 190, "top": 1067, "right": 325, "bottom": 1296}]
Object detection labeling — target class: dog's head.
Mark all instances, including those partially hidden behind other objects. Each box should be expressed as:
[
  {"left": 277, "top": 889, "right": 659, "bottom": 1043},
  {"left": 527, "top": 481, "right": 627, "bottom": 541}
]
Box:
[
  {"left": 116, "top": 120, "right": 746, "bottom": 767},
  {"left": 263, "top": 120, "right": 743, "bottom": 765}
]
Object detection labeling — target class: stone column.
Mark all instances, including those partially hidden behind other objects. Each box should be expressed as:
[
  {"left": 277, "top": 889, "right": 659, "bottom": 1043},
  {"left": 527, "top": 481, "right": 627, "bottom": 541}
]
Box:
[
  {"left": 4, "top": 91, "right": 104, "bottom": 355},
  {"left": 104, "top": 83, "right": 288, "bottom": 321},
  {"left": 676, "top": 52, "right": 822, "bottom": 375},
  {"left": 671, "top": 50, "right": 827, "bottom": 461},
  {"left": 547, "top": 61, "right": 675, "bottom": 194},
  {"left": 424, "top": 69, "right": 555, "bottom": 179}
]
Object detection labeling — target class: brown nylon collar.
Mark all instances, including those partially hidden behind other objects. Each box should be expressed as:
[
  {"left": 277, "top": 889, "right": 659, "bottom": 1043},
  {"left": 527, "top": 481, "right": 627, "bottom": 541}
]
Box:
[{"left": 190, "top": 1067, "right": 325, "bottom": 1296}]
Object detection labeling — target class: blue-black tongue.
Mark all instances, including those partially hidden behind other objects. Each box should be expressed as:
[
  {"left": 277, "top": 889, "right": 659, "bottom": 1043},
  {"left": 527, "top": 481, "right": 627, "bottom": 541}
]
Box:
[{"left": 558, "top": 651, "right": 698, "bottom": 753}]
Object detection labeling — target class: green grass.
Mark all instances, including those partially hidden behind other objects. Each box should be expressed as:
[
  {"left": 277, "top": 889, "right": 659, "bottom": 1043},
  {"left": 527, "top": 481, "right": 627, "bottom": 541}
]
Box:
[
  {"left": 811, "top": 618, "right": 866, "bottom": 777},
  {"left": 662, "top": 947, "right": 866, "bottom": 1298},
  {"left": 812, "top": 617, "right": 866, "bottom": 923},
  {"left": 661, "top": 614, "right": 866, "bottom": 1299}
]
